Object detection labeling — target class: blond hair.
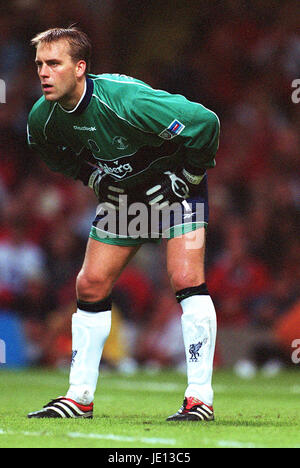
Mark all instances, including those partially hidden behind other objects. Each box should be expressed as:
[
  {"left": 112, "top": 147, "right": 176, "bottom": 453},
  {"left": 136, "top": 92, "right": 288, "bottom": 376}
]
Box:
[{"left": 31, "top": 26, "right": 92, "bottom": 73}]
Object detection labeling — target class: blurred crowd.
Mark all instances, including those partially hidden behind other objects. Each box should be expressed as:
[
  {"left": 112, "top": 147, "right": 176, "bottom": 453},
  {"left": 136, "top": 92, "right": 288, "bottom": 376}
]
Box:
[{"left": 0, "top": 0, "right": 299, "bottom": 371}]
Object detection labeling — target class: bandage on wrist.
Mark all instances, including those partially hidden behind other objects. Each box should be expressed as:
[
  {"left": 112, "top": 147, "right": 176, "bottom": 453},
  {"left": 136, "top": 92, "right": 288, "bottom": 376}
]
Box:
[{"left": 182, "top": 168, "right": 205, "bottom": 185}]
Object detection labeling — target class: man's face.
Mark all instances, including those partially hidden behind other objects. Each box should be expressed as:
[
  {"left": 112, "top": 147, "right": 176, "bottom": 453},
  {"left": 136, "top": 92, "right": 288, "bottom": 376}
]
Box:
[{"left": 35, "top": 39, "right": 82, "bottom": 105}]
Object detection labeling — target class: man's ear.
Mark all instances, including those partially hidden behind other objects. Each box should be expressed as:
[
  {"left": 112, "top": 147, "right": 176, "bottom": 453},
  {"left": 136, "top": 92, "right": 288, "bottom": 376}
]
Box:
[{"left": 76, "top": 60, "right": 87, "bottom": 78}]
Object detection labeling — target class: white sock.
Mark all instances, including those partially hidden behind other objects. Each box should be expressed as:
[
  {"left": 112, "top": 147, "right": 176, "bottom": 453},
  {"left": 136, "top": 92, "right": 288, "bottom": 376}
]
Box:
[
  {"left": 180, "top": 295, "right": 217, "bottom": 406},
  {"left": 66, "top": 308, "right": 111, "bottom": 405}
]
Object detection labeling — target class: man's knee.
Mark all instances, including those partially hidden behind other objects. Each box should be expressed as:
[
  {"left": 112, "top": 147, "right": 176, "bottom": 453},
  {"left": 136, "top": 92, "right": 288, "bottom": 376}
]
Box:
[
  {"left": 76, "top": 269, "right": 112, "bottom": 302},
  {"left": 168, "top": 269, "right": 205, "bottom": 293}
]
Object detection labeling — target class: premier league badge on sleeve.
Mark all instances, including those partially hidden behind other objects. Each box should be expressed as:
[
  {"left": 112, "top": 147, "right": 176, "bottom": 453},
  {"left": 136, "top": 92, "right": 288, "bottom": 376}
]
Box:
[{"left": 159, "top": 119, "right": 185, "bottom": 140}]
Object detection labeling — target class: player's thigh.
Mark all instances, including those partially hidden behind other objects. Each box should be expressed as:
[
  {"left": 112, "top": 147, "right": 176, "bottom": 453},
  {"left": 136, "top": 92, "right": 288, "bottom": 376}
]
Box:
[
  {"left": 79, "top": 237, "right": 140, "bottom": 286},
  {"left": 166, "top": 227, "right": 206, "bottom": 291}
]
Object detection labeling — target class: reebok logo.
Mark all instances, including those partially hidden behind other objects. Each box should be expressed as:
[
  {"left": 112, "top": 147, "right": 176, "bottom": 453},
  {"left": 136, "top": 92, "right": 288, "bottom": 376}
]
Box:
[{"left": 73, "top": 125, "right": 96, "bottom": 132}]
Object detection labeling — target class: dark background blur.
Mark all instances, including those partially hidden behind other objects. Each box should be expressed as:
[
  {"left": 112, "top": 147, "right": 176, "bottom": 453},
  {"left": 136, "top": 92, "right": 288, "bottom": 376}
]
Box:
[{"left": 0, "top": 0, "right": 299, "bottom": 375}]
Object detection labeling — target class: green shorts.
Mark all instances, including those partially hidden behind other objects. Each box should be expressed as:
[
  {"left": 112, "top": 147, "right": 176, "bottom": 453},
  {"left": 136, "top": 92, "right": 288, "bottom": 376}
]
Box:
[{"left": 89, "top": 177, "right": 209, "bottom": 247}]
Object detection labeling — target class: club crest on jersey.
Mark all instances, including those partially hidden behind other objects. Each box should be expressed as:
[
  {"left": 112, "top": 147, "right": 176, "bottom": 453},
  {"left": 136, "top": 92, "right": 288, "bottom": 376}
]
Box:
[
  {"left": 112, "top": 136, "right": 129, "bottom": 150},
  {"left": 159, "top": 119, "right": 185, "bottom": 140}
]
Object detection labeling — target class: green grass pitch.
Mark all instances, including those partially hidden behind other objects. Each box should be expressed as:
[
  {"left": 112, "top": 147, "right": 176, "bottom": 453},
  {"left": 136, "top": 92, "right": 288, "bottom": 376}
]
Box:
[{"left": 0, "top": 367, "right": 299, "bottom": 448}]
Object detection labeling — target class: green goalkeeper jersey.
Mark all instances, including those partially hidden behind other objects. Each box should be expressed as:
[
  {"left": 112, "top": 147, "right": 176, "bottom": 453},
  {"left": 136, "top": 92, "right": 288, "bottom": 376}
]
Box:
[{"left": 27, "top": 73, "right": 220, "bottom": 190}]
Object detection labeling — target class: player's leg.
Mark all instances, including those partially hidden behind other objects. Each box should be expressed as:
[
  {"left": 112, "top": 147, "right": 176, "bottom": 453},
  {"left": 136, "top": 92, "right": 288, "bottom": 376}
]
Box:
[
  {"left": 28, "top": 238, "right": 139, "bottom": 418},
  {"left": 166, "top": 228, "right": 217, "bottom": 421},
  {"left": 66, "top": 238, "right": 140, "bottom": 405},
  {"left": 76, "top": 236, "right": 140, "bottom": 302}
]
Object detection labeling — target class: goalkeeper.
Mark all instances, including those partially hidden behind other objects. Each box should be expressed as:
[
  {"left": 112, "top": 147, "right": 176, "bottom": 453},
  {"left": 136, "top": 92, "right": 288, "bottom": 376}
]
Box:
[{"left": 27, "top": 26, "right": 220, "bottom": 422}]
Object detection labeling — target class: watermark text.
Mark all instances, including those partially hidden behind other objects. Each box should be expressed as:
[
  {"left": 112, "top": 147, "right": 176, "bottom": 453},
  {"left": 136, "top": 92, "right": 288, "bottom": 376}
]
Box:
[
  {"left": 291, "top": 79, "right": 300, "bottom": 104},
  {"left": 93, "top": 198, "right": 206, "bottom": 249},
  {"left": 0, "top": 79, "right": 6, "bottom": 104},
  {"left": 0, "top": 339, "right": 6, "bottom": 364},
  {"left": 291, "top": 339, "right": 300, "bottom": 364}
]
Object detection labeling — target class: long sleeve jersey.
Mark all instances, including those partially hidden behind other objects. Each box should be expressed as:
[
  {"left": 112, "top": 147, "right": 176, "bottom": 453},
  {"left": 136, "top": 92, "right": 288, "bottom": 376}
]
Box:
[{"left": 27, "top": 73, "right": 220, "bottom": 191}]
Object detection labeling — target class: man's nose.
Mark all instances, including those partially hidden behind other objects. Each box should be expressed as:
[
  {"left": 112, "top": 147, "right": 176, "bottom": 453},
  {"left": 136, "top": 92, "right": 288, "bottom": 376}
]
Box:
[{"left": 39, "top": 64, "right": 50, "bottom": 78}]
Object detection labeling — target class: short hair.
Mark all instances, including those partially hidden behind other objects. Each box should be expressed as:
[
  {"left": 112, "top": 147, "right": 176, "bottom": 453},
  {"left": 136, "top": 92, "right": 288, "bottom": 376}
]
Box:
[{"left": 31, "top": 26, "right": 92, "bottom": 73}]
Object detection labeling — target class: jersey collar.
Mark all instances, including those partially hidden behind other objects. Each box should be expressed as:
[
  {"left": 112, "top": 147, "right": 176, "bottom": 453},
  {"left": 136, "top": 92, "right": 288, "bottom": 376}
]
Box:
[{"left": 58, "top": 77, "right": 94, "bottom": 115}]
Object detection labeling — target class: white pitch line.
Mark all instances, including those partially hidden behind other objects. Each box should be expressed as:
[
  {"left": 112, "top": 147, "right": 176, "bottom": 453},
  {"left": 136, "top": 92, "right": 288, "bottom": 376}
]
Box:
[
  {"left": 68, "top": 432, "right": 176, "bottom": 445},
  {"left": 111, "top": 381, "right": 182, "bottom": 393},
  {"left": 111, "top": 381, "right": 228, "bottom": 394},
  {"left": 217, "top": 440, "right": 256, "bottom": 448},
  {"left": 0, "top": 429, "right": 176, "bottom": 446},
  {"left": 290, "top": 385, "right": 300, "bottom": 394},
  {"left": 19, "top": 374, "right": 184, "bottom": 393},
  {"left": 8, "top": 373, "right": 229, "bottom": 394}
]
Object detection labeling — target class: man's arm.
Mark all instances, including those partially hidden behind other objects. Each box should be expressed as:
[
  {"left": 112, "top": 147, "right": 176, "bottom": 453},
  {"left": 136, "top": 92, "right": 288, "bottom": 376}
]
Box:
[
  {"left": 27, "top": 121, "right": 125, "bottom": 206},
  {"left": 130, "top": 85, "right": 220, "bottom": 174},
  {"left": 127, "top": 85, "right": 220, "bottom": 207},
  {"left": 27, "top": 121, "right": 95, "bottom": 183}
]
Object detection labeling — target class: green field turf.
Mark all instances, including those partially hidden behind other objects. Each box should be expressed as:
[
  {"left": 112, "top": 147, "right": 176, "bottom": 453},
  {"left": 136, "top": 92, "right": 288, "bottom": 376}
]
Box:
[{"left": 0, "top": 367, "right": 299, "bottom": 449}]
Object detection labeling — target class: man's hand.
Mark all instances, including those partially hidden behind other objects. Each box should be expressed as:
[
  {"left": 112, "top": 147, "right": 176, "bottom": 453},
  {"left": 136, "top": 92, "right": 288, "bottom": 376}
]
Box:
[
  {"left": 144, "top": 168, "right": 205, "bottom": 209},
  {"left": 88, "top": 168, "right": 125, "bottom": 209}
]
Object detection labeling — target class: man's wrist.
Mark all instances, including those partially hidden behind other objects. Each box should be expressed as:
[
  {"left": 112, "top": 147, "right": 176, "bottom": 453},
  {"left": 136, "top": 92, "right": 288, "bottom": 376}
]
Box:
[
  {"left": 88, "top": 169, "right": 101, "bottom": 191},
  {"left": 182, "top": 168, "right": 205, "bottom": 185},
  {"left": 76, "top": 163, "right": 97, "bottom": 186}
]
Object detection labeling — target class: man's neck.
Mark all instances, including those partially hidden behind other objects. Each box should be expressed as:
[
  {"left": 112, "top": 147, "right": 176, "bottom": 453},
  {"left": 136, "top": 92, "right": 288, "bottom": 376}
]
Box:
[{"left": 59, "top": 78, "right": 86, "bottom": 112}]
